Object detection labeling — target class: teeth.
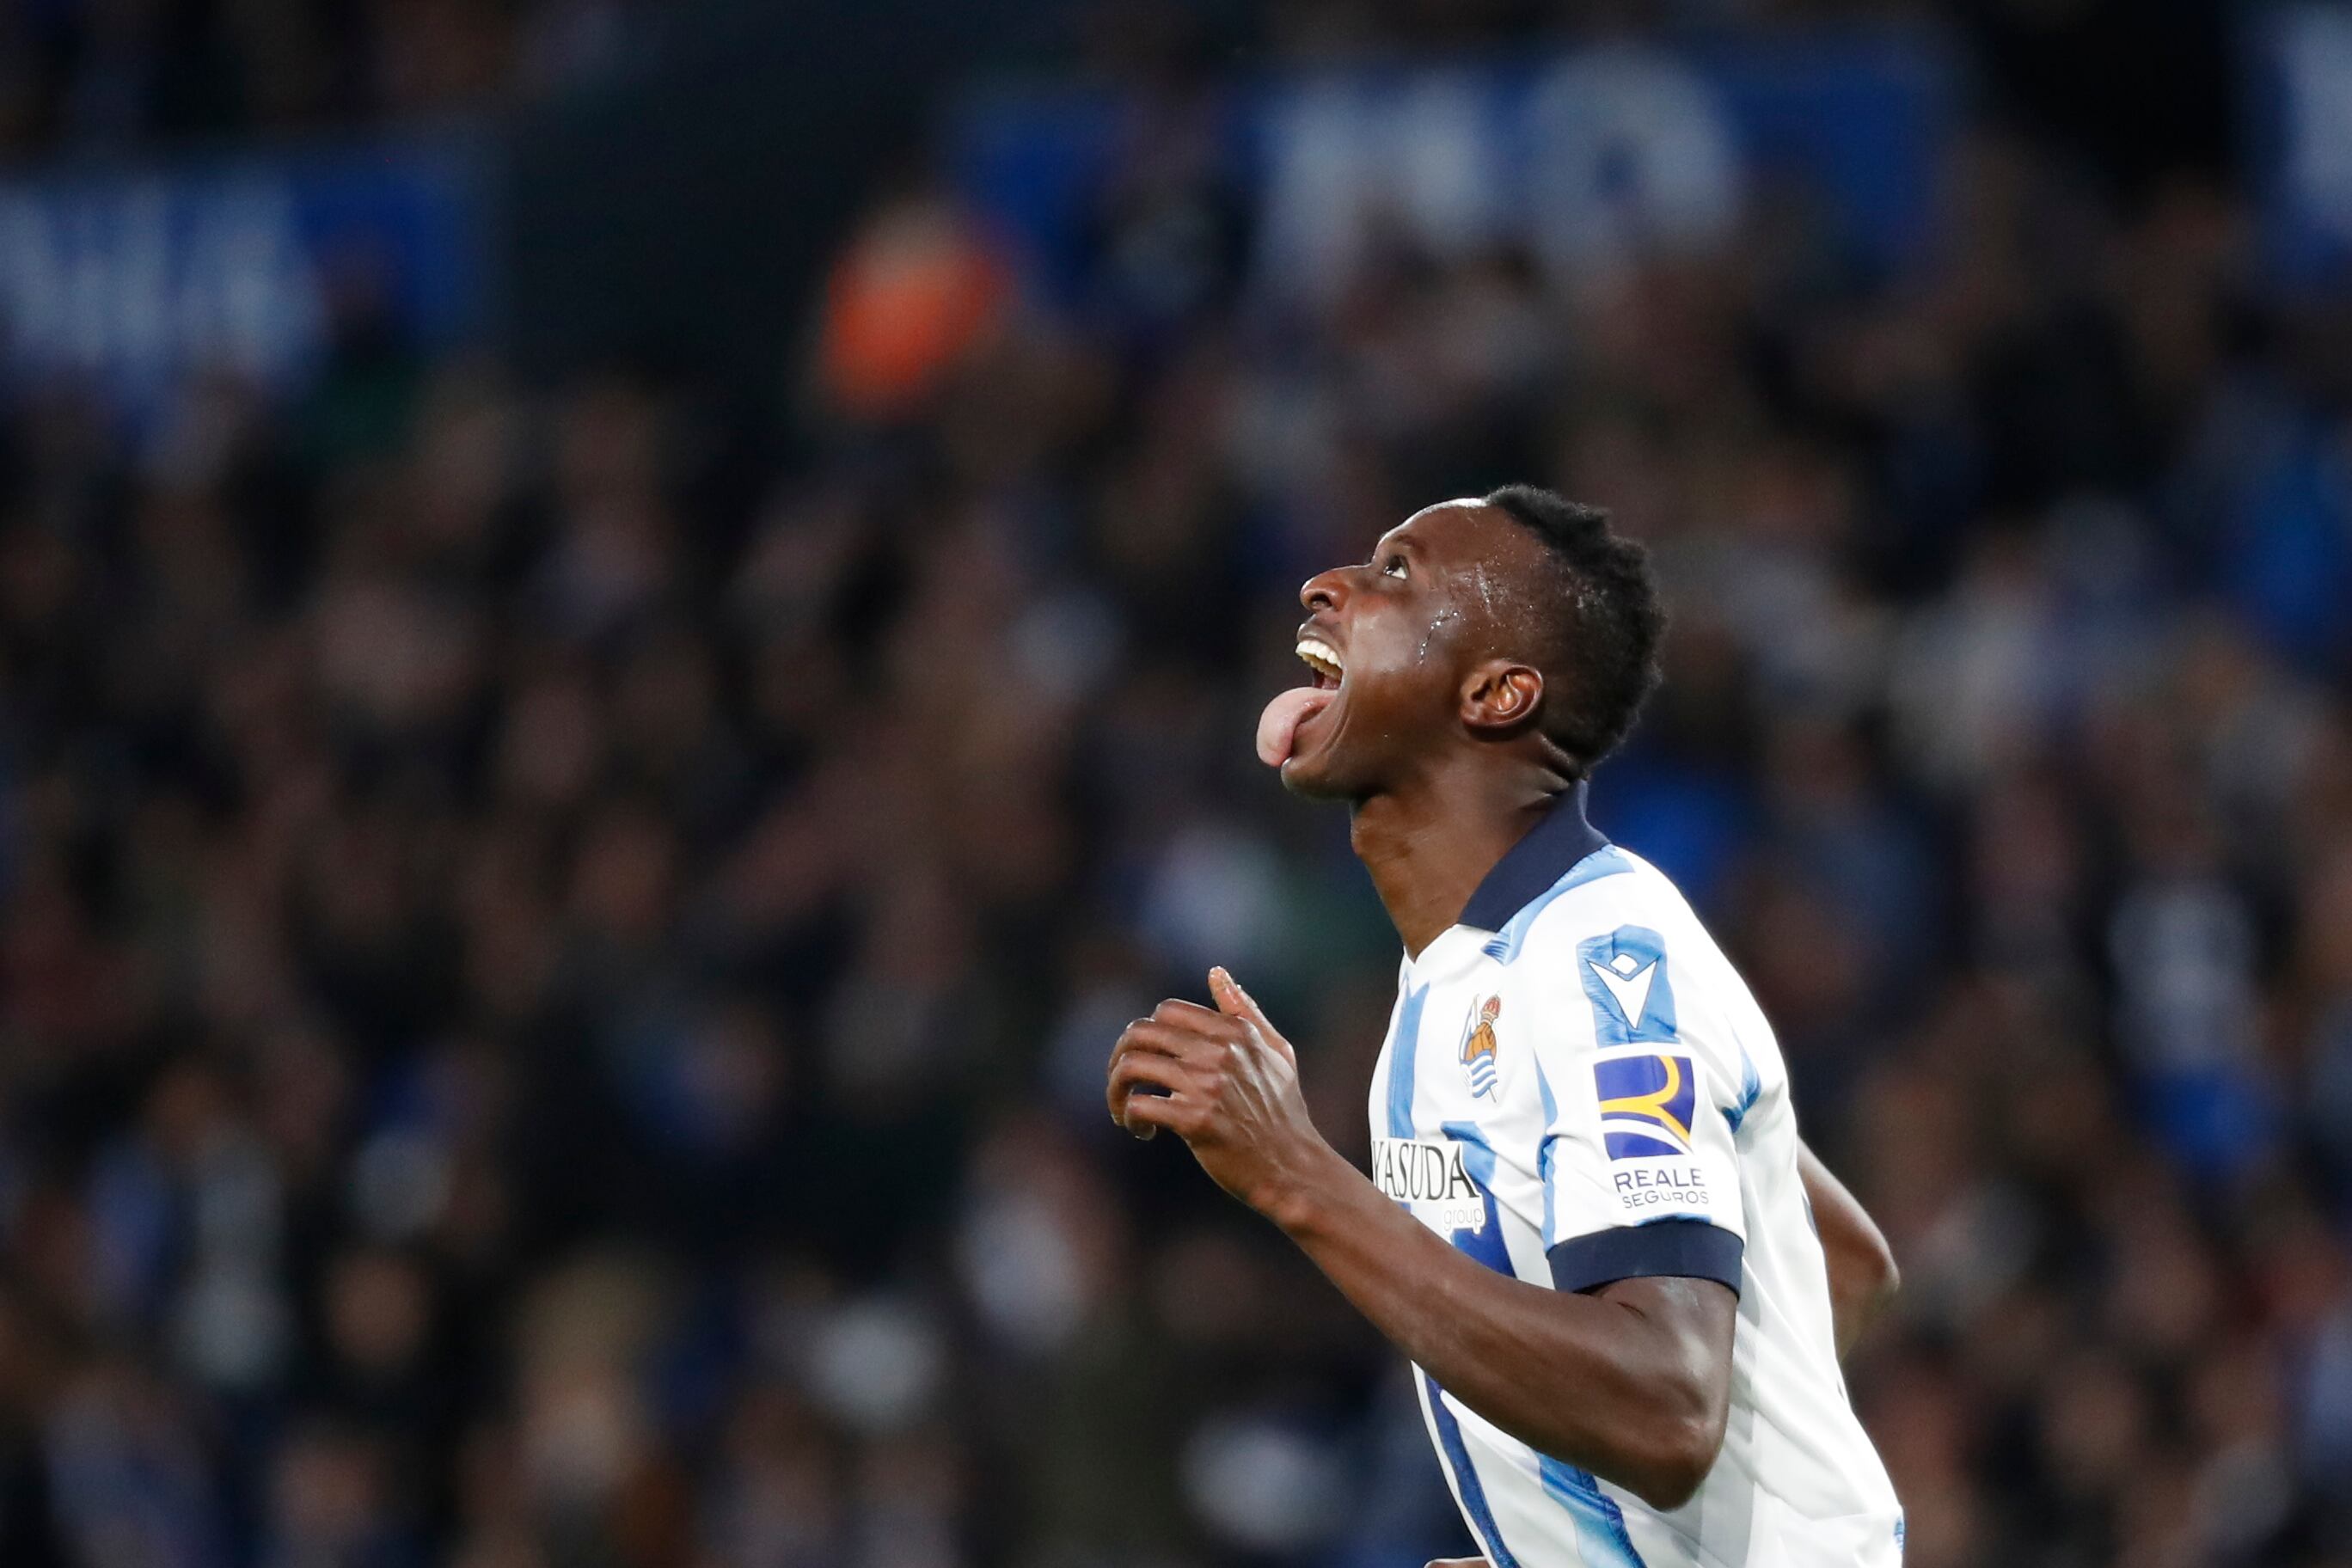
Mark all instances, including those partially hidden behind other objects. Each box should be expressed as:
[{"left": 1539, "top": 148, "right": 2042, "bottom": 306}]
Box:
[{"left": 1295, "top": 639, "right": 1344, "bottom": 682}]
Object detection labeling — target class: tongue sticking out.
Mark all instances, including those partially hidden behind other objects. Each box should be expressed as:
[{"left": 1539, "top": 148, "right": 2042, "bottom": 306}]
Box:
[{"left": 1257, "top": 686, "right": 1335, "bottom": 768}]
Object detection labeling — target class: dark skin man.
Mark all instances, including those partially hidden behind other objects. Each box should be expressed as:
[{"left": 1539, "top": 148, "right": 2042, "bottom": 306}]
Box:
[{"left": 1105, "top": 498, "right": 1896, "bottom": 1549}]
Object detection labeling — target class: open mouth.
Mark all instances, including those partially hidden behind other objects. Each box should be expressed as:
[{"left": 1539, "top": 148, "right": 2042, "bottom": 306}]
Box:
[
  {"left": 1295, "top": 636, "right": 1344, "bottom": 689},
  {"left": 1259, "top": 635, "right": 1345, "bottom": 769}
]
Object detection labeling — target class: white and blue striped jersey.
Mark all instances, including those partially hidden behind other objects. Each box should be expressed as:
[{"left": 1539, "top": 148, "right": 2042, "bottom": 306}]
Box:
[{"left": 1369, "top": 786, "right": 1902, "bottom": 1568}]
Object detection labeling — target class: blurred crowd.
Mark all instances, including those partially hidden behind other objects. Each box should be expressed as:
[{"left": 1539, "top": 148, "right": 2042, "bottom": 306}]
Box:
[
  {"left": 0, "top": 0, "right": 2226, "bottom": 192},
  {"left": 9, "top": 7, "right": 2352, "bottom": 1568},
  {"left": 0, "top": 0, "right": 652, "bottom": 156}
]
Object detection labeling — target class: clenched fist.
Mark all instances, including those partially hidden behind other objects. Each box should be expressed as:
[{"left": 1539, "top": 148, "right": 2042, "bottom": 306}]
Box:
[{"left": 1106, "top": 968, "right": 1339, "bottom": 1222}]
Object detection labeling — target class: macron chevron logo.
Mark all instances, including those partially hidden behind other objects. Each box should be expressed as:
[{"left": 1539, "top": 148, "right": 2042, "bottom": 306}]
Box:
[{"left": 1588, "top": 950, "right": 1658, "bottom": 1031}]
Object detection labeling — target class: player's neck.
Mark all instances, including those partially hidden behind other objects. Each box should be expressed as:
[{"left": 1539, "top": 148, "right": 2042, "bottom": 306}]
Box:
[{"left": 1350, "top": 765, "right": 1565, "bottom": 960}]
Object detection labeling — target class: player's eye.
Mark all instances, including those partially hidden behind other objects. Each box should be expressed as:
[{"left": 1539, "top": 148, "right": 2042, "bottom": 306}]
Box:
[{"left": 1382, "top": 554, "right": 1407, "bottom": 579}]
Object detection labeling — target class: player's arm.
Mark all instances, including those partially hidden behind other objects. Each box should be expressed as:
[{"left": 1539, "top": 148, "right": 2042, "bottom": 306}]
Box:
[
  {"left": 1108, "top": 971, "right": 1734, "bottom": 1512},
  {"left": 1798, "top": 1139, "right": 1899, "bottom": 1359}
]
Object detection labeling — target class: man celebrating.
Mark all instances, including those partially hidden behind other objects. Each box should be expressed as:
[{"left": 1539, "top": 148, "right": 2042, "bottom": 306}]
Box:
[{"left": 1106, "top": 487, "right": 1903, "bottom": 1566}]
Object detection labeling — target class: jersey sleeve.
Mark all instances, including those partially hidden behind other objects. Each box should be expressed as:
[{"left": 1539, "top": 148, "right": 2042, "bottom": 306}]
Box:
[{"left": 1528, "top": 918, "right": 1748, "bottom": 1297}]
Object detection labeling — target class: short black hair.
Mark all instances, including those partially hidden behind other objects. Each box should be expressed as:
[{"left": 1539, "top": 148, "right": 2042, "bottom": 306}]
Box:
[{"left": 1481, "top": 484, "right": 1665, "bottom": 776}]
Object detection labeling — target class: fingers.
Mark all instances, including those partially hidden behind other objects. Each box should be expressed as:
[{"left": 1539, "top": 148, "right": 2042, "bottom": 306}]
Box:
[
  {"left": 1105, "top": 984, "right": 1289, "bottom": 1141},
  {"left": 1107, "top": 1030, "right": 1206, "bottom": 1138},
  {"left": 1146, "top": 996, "right": 1225, "bottom": 1033},
  {"left": 1119, "top": 1092, "right": 1186, "bottom": 1139},
  {"left": 1108, "top": 1044, "right": 1199, "bottom": 1106},
  {"left": 1114, "top": 1018, "right": 1210, "bottom": 1060},
  {"left": 1209, "top": 967, "right": 1294, "bottom": 1066},
  {"left": 1208, "top": 965, "right": 1259, "bottom": 1020},
  {"left": 1104, "top": 1015, "right": 1204, "bottom": 1135},
  {"left": 1105, "top": 1036, "right": 1157, "bottom": 1128}
]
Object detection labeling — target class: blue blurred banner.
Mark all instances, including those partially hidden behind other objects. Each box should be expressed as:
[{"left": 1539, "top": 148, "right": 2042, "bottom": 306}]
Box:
[
  {"left": 2253, "top": 6, "right": 2352, "bottom": 289},
  {"left": 0, "top": 132, "right": 491, "bottom": 418},
  {"left": 951, "top": 36, "right": 1957, "bottom": 309}
]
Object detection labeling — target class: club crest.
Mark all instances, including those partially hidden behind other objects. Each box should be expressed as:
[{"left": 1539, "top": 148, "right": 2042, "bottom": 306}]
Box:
[{"left": 1460, "top": 995, "right": 1502, "bottom": 1098}]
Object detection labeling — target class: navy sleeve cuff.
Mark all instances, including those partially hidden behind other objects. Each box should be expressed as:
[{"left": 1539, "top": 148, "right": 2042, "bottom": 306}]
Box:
[{"left": 1547, "top": 1220, "right": 1744, "bottom": 1296}]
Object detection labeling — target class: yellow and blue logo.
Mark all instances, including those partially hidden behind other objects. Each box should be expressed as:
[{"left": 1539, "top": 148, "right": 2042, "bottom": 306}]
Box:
[{"left": 1595, "top": 1053, "right": 1696, "bottom": 1160}]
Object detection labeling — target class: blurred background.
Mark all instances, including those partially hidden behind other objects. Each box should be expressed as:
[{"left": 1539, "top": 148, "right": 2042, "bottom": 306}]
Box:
[{"left": 5, "top": 1, "right": 2352, "bottom": 1565}]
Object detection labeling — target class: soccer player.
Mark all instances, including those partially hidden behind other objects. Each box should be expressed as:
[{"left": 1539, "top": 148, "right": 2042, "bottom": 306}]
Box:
[{"left": 1105, "top": 487, "right": 1904, "bottom": 1566}]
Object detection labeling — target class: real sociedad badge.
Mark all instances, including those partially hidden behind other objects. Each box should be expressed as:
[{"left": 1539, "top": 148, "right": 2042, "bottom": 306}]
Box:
[{"left": 1461, "top": 995, "right": 1501, "bottom": 1098}]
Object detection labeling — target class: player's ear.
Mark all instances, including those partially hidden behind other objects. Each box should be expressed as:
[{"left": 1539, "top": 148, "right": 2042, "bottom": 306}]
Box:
[{"left": 1461, "top": 660, "right": 1542, "bottom": 736}]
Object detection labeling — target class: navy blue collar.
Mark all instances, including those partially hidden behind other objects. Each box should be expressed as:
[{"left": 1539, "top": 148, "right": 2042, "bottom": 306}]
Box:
[{"left": 1455, "top": 782, "right": 1611, "bottom": 934}]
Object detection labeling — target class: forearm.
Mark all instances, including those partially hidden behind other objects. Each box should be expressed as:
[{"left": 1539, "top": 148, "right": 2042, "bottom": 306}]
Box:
[
  {"left": 1798, "top": 1142, "right": 1898, "bottom": 1358},
  {"left": 1106, "top": 977, "right": 1735, "bottom": 1508},
  {"left": 1274, "top": 1147, "right": 1726, "bottom": 1508},
  {"left": 1825, "top": 1260, "right": 1891, "bottom": 1360}
]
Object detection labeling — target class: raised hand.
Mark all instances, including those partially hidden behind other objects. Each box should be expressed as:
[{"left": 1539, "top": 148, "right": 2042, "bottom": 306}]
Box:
[{"left": 1105, "top": 968, "right": 1335, "bottom": 1221}]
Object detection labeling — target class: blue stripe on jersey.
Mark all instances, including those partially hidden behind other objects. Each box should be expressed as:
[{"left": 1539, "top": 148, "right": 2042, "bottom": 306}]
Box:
[
  {"left": 1387, "top": 984, "right": 1429, "bottom": 1139},
  {"left": 1724, "top": 1049, "right": 1762, "bottom": 1131},
  {"left": 1480, "top": 848, "right": 1636, "bottom": 965},
  {"left": 1439, "top": 1121, "right": 1513, "bottom": 1275},
  {"left": 1534, "top": 1063, "right": 1559, "bottom": 1248},
  {"left": 1424, "top": 1373, "right": 1522, "bottom": 1568},
  {"left": 1537, "top": 1455, "right": 1649, "bottom": 1566},
  {"left": 1419, "top": 1122, "right": 1524, "bottom": 1559},
  {"left": 1441, "top": 1120, "right": 1498, "bottom": 1186}
]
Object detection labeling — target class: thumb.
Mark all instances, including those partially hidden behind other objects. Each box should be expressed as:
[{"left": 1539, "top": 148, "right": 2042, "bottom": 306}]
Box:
[{"left": 1209, "top": 968, "right": 1293, "bottom": 1063}]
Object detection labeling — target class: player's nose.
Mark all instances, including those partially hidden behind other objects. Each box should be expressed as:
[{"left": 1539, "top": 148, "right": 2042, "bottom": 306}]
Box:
[{"left": 1300, "top": 567, "right": 1349, "bottom": 616}]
